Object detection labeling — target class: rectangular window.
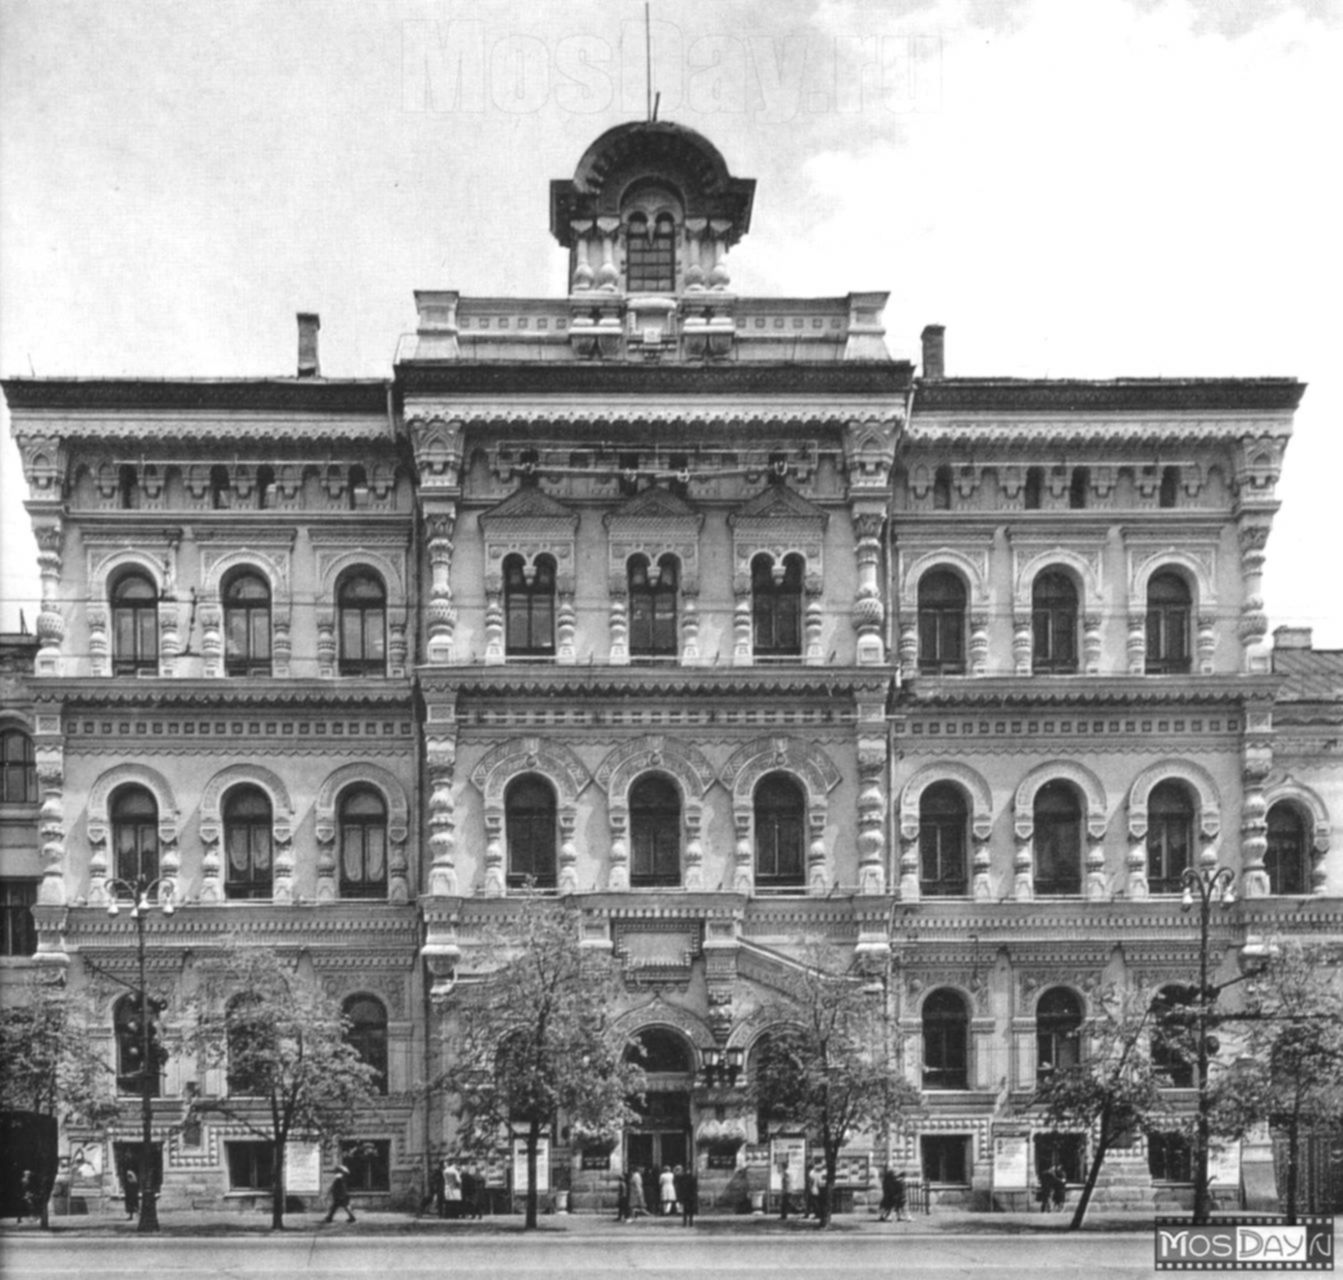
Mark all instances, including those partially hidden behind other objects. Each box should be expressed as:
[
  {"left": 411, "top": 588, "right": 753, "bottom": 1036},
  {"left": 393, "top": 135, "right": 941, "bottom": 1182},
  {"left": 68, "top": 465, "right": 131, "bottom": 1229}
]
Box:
[
  {"left": 340, "top": 1140, "right": 390, "bottom": 1192},
  {"left": 226, "top": 1141, "right": 275, "bottom": 1190},
  {"left": 1034, "top": 1132, "right": 1086, "bottom": 1185},
  {"left": 1, "top": 880, "right": 38, "bottom": 957},
  {"left": 921, "top": 1135, "right": 970, "bottom": 1184},
  {"left": 1147, "top": 1131, "right": 1193, "bottom": 1182}
]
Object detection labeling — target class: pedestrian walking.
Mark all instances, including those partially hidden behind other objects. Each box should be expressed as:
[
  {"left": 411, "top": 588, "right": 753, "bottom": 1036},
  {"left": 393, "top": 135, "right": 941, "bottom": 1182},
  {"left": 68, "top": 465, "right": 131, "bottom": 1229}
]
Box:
[
  {"left": 659, "top": 1165, "right": 677, "bottom": 1215},
  {"left": 1049, "top": 1165, "right": 1067, "bottom": 1213},
  {"left": 122, "top": 1166, "right": 139, "bottom": 1220},
  {"left": 616, "top": 1171, "right": 630, "bottom": 1221},
  {"left": 442, "top": 1160, "right": 462, "bottom": 1218},
  {"left": 879, "top": 1166, "right": 898, "bottom": 1221},
  {"left": 628, "top": 1166, "right": 647, "bottom": 1218},
  {"left": 322, "top": 1164, "right": 356, "bottom": 1223},
  {"left": 892, "top": 1170, "right": 909, "bottom": 1221},
  {"left": 779, "top": 1163, "right": 793, "bottom": 1220},
  {"left": 806, "top": 1163, "right": 823, "bottom": 1219},
  {"left": 423, "top": 1158, "right": 445, "bottom": 1218},
  {"left": 677, "top": 1165, "right": 698, "bottom": 1227}
]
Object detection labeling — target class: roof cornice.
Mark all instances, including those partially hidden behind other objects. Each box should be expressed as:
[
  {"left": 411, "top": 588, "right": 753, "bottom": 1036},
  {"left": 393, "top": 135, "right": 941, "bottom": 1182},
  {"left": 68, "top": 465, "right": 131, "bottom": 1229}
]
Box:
[
  {"left": 901, "top": 673, "right": 1281, "bottom": 707},
  {"left": 31, "top": 677, "right": 414, "bottom": 710},
  {"left": 913, "top": 377, "right": 1305, "bottom": 415},
  {"left": 1, "top": 377, "right": 390, "bottom": 414}
]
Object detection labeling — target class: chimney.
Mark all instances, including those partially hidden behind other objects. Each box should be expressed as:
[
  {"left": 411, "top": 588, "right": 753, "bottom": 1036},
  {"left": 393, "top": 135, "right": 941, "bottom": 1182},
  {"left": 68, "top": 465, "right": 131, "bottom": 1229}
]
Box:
[
  {"left": 921, "top": 324, "right": 945, "bottom": 379},
  {"left": 1273, "top": 625, "right": 1313, "bottom": 651},
  {"left": 297, "top": 312, "right": 321, "bottom": 378}
]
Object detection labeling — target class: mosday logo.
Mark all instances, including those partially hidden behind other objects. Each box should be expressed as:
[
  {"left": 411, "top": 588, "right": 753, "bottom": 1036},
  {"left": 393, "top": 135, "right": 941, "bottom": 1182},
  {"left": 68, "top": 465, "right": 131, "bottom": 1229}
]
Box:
[{"left": 1155, "top": 1216, "right": 1334, "bottom": 1271}]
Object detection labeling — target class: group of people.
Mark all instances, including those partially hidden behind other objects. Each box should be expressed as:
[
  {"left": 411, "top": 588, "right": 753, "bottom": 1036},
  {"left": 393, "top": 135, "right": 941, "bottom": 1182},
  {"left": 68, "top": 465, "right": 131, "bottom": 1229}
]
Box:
[
  {"left": 1036, "top": 1165, "right": 1068, "bottom": 1213},
  {"left": 423, "top": 1158, "right": 485, "bottom": 1220},
  {"left": 778, "top": 1162, "right": 828, "bottom": 1219},
  {"left": 878, "top": 1167, "right": 910, "bottom": 1222},
  {"left": 616, "top": 1164, "right": 698, "bottom": 1226}
]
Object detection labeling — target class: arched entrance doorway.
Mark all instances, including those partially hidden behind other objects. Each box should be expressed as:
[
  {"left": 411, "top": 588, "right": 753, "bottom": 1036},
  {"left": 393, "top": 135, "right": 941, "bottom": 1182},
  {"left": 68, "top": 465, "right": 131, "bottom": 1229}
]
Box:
[{"left": 625, "top": 1028, "right": 694, "bottom": 1180}]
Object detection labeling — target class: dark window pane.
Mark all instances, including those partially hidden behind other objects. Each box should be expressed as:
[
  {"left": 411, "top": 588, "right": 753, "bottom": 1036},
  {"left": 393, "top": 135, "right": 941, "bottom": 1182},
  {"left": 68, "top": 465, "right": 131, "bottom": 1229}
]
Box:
[
  {"left": 1265, "top": 804, "right": 1308, "bottom": 895},
  {"left": 1, "top": 880, "right": 38, "bottom": 957},
  {"left": 919, "top": 782, "right": 967, "bottom": 895},
  {"left": 506, "top": 776, "right": 556, "bottom": 888},
  {"left": 754, "top": 774, "right": 805, "bottom": 887}
]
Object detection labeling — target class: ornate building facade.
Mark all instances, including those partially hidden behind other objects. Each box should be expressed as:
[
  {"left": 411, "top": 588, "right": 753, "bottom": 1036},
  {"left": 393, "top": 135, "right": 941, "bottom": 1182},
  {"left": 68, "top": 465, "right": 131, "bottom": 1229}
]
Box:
[{"left": 2, "top": 119, "right": 1338, "bottom": 1213}]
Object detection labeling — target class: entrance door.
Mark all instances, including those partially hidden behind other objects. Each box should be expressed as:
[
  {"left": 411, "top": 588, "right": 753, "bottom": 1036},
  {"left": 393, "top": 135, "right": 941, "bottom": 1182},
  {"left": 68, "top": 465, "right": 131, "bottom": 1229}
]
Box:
[{"left": 626, "top": 1090, "right": 690, "bottom": 1181}]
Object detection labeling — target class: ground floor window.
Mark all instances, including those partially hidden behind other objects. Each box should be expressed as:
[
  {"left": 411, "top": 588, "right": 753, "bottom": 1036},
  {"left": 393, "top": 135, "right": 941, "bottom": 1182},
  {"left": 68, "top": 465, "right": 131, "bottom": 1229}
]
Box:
[
  {"left": 921, "top": 1134, "right": 970, "bottom": 1185},
  {"left": 226, "top": 1141, "right": 275, "bottom": 1191},
  {"left": 1034, "top": 1132, "right": 1086, "bottom": 1185},
  {"left": 1147, "top": 1131, "right": 1193, "bottom": 1182},
  {"left": 341, "top": 1139, "right": 390, "bottom": 1192},
  {"left": 113, "top": 1142, "right": 163, "bottom": 1196}
]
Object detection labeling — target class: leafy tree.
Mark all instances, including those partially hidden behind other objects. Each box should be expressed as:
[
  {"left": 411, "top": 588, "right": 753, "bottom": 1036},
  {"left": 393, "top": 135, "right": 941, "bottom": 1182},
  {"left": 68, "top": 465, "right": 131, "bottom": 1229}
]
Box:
[
  {"left": 433, "top": 901, "right": 645, "bottom": 1229},
  {"left": 1032, "top": 987, "right": 1168, "bottom": 1230},
  {"left": 182, "top": 943, "right": 380, "bottom": 1229},
  {"left": 1228, "top": 942, "right": 1343, "bottom": 1223},
  {"left": 750, "top": 940, "right": 922, "bottom": 1228}
]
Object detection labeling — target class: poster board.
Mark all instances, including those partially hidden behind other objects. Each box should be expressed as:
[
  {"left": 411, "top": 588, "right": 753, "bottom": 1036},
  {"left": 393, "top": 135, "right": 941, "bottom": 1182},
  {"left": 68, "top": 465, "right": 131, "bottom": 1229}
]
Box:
[
  {"left": 768, "top": 1136, "right": 807, "bottom": 1191},
  {"left": 285, "top": 1140, "right": 322, "bottom": 1195},
  {"left": 1209, "top": 1141, "right": 1242, "bottom": 1197},
  {"left": 512, "top": 1136, "right": 549, "bottom": 1193},
  {"left": 992, "top": 1130, "right": 1030, "bottom": 1190}
]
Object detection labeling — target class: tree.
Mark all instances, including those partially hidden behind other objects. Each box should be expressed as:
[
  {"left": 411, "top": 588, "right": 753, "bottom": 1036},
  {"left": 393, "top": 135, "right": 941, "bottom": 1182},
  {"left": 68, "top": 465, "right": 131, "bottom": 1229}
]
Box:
[
  {"left": 1032, "top": 987, "right": 1168, "bottom": 1230},
  {"left": 182, "top": 943, "right": 380, "bottom": 1229},
  {"left": 433, "top": 900, "right": 645, "bottom": 1229},
  {"left": 1228, "top": 942, "right": 1343, "bottom": 1223},
  {"left": 0, "top": 974, "right": 121, "bottom": 1228},
  {"left": 750, "top": 941, "right": 922, "bottom": 1228}
]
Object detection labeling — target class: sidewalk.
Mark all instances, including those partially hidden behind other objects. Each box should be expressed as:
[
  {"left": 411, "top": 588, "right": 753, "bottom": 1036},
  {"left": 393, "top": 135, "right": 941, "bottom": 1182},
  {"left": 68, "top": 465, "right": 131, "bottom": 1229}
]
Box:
[{"left": 1, "top": 1205, "right": 1192, "bottom": 1238}]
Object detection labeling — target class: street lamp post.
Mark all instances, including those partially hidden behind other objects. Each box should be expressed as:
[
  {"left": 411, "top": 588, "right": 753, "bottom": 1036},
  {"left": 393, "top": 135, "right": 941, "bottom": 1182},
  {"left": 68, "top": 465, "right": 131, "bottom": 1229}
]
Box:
[
  {"left": 1180, "top": 863, "right": 1236, "bottom": 1226},
  {"left": 106, "top": 875, "right": 173, "bottom": 1234}
]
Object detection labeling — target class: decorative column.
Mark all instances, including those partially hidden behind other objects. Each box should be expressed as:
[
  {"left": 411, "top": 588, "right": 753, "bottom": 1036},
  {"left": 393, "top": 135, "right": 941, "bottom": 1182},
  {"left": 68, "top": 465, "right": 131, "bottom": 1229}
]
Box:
[
  {"left": 897, "top": 830, "right": 920, "bottom": 902},
  {"left": 314, "top": 814, "right": 338, "bottom": 903},
  {"left": 1011, "top": 614, "right": 1032, "bottom": 676},
  {"left": 807, "top": 811, "right": 830, "bottom": 895},
  {"left": 1236, "top": 510, "right": 1274, "bottom": 674},
  {"left": 607, "top": 574, "right": 630, "bottom": 666},
  {"left": 683, "top": 218, "right": 706, "bottom": 290},
  {"left": 198, "top": 817, "right": 223, "bottom": 903},
  {"left": 571, "top": 220, "right": 594, "bottom": 291},
  {"left": 558, "top": 812, "right": 578, "bottom": 894},
  {"left": 708, "top": 220, "right": 732, "bottom": 289},
  {"left": 271, "top": 816, "right": 295, "bottom": 905},
  {"left": 1126, "top": 612, "right": 1147, "bottom": 675},
  {"left": 732, "top": 808, "right": 754, "bottom": 895},
  {"left": 388, "top": 612, "right": 409, "bottom": 677},
  {"left": 804, "top": 587, "right": 825, "bottom": 665},
  {"left": 426, "top": 740, "right": 458, "bottom": 897},
  {"left": 556, "top": 576, "right": 577, "bottom": 665},
  {"left": 684, "top": 809, "right": 704, "bottom": 891},
  {"left": 271, "top": 609, "right": 292, "bottom": 677},
  {"left": 851, "top": 514, "right": 886, "bottom": 665},
  {"left": 483, "top": 591, "right": 505, "bottom": 665},
  {"left": 1082, "top": 613, "right": 1103, "bottom": 675},
  {"left": 34, "top": 525, "right": 65, "bottom": 677},
  {"left": 482, "top": 811, "right": 506, "bottom": 897},
  {"left": 1240, "top": 700, "right": 1274, "bottom": 898},
  {"left": 732, "top": 575, "right": 753, "bottom": 665},
  {"left": 158, "top": 532, "right": 181, "bottom": 677},
  {"left": 968, "top": 612, "right": 990, "bottom": 676},
  {"left": 425, "top": 513, "right": 458, "bottom": 664},
  {"left": 680, "top": 590, "right": 701, "bottom": 664},
  {"left": 1013, "top": 817, "right": 1034, "bottom": 901},
  {"left": 1196, "top": 615, "right": 1216, "bottom": 676},
  {"left": 971, "top": 827, "right": 993, "bottom": 901},
  {"left": 607, "top": 807, "right": 630, "bottom": 891},
  {"left": 897, "top": 620, "right": 918, "bottom": 683},
  {"left": 88, "top": 604, "right": 109, "bottom": 677},
  {"left": 33, "top": 713, "right": 67, "bottom": 911},
  {"left": 1084, "top": 830, "right": 1107, "bottom": 901},
  {"left": 855, "top": 686, "right": 887, "bottom": 895},
  {"left": 595, "top": 217, "right": 620, "bottom": 290},
  {"left": 200, "top": 600, "right": 223, "bottom": 677},
  {"left": 316, "top": 612, "right": 337, "bottom": 677},
  {"left": 1125, "top": 819, "right": 1150, "bottom": 901}
]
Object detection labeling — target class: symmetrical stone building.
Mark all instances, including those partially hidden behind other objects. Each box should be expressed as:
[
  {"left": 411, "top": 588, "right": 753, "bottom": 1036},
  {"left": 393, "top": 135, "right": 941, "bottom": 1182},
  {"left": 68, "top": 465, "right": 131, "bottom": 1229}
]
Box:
[{"left": 2, "top": 119, "right": 1339, "bottom": 1213}]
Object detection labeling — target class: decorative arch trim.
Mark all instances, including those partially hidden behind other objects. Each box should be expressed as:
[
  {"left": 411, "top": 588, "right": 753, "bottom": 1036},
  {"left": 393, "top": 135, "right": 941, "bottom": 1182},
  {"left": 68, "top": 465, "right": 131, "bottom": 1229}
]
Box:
[
  {"left": 471, "top": 738, "right": 590, "bottom": 808},
  {"left": 722, "top": 735, "right": 842, "bottom": 808},
  {"left": 1025, "top": 982, "right": 1089, "bottom": 1018},
  {"left": 611, "top": 1002, "right": 716, "bottom": 1057},
  {"left": 91, "top": 550, "right": 166, "bottom": 598},
  {"left": 317, "top": 549, "right": 407, "bottom": 603},
  {"left": 315, "top": 763, "right": 410, "bottom": 833},
  {"left": 200, "top": 549, "right": 287, "bottom": 600},
  {"left": 89, "top": 764, "right": 178, "bottom": 832},
  {"left": 1263, "top": 778, "right": 1332, "bottom": 854},
  {"left": 1130, "top": 549, "right": 1216, "bottom": 606},
  {"left": 899, "top": 549, "right": 989, "bottom": 612},
  {"left": 899, "top": 763, "right": 993, "bottom": 843},
  {"left": 595, "top": 735, "right": 716, "bottom": 806},
  {"left": 200, "top": 764, "right": 295, "bottom": 826},
  {"left": 1127, "top": 759, "right": 1222, "bottom": 841},
  {"left": 1013, "top": 761, "right": 1108, "bottom": 841},
  {"left": 1013, "top": 549, "right": 1103, "bottom": 613},
  {"left": 913, "top": 983, "right": 975, "bottom": 1016},
  {"left": 313, "top": 763, "right": 411, "bottom": 905}
]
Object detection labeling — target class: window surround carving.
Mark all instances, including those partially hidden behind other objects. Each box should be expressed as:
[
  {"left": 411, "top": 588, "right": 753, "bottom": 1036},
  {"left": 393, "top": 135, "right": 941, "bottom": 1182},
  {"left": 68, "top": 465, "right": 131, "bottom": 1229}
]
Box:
[
  {"left": 314, "top": 765, "right": 410, "bottom": 905},
  {"left": 1124, "top": 761, "right": 1221, "bottom": 901},
  {"left": 898, "top": 764, "right": 994, "bottom": 903},
  {"left": 86, "top": 764, "right": 179, "bottom": 906},
  {"left": 1012, "top": 763, "right": 1108, "bottom": 903},
  {"left": 197, "top": 541, "right": 294, "bottom": 678},
  {"left": 86, "top": 547, "right": 178, "bottom": 679},
  {"left": 198, "top": 765, "right": 296, "bottom": 905},
  {"left": 1257, "top": 778, "right": 1331, "bottom": 897},
  {"left": 1125, "top": 544, "right": 1217, "bottom": 676},
  {"left": 310, "top": 540, "right": 410, "bottom": 678},
  {"left": 1011, "top": 548, "right": 1104, "bottom": 676},
  {"left": 897, "top": 548, "right": 992, "bottom": 679}
]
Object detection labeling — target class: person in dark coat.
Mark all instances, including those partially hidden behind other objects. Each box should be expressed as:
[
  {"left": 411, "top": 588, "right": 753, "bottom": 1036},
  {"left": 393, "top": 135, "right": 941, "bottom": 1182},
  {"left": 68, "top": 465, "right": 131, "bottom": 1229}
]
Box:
[
  {"left": 879, "top": 1166, "right": 898, "bottom": 1221},
  {"left": 423, "top": 1159, "right": 445, "bottom": 1218},
  {"left": 323, "top": 1165, "right": 356, "bottom": 1223},
  {"left": 616, "top": 1172, "right": 630, "bottom": 1222},
  {"left": 892, "top": 1170, "right": 909, "bottom": 1221},
  {"left": 676, "top": 1165, "right": 698, "bottom": 1227},
  {"left": 122, "top": 1166, "right": 139, "bottom": 1220},
  {"left": 779, "top": 1164, "right": 793, "bottom": 1220},
  {"left": 1049, "top": 1166, "right": 1067, "bottom": 1212}
]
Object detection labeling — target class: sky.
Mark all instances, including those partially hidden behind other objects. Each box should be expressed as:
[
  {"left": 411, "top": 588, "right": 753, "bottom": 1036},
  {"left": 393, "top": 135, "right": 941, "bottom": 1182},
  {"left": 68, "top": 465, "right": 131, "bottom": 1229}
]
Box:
[{"left": 2, "top": 0, "right": 1340, "bottom": 645}]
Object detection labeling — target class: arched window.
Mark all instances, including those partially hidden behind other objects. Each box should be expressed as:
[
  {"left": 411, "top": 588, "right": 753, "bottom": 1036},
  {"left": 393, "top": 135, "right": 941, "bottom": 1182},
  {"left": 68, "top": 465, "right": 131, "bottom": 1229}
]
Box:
[
  {"left": 504, "top": 554, "right": 556, "bottom": 658},
  {"left": 922, "top": 989, "right": 969, "bottom": 1090},
  {"left": 752, "top": 553, "right": 803, "bottom": 658},
  {"left": 506, "top": 775, "right": 556, "bottom": 889},
  {"left": 223, "top": 571, "right": 272, "bottom": 676},
  {"left": 1151, "top": 984, "right": 1197, "bottom": 1088},
  {"left": 917, "top": 569, "right": 966, "bottom": 674},
  {"left": 118, "top": 464, "right": 139, "bottom": 510},
  {"left": 348, "top": 465, "right": 369, "bottom": 509},
  {"left": 1033, "top": 781, "right": 1082, "bottom": 896},
  {"left": 1036, "top": 988, "right": 1083, "bottom": 1080},
  {"left": 209, "top": 465, "right": 231, "bottom": 509},
  {"left": 1146, "top": 571, "right": 1191, "bottom": 674},
  {"left": 919, "top": 782, "right": 968, "bottom": 897},
  {"left": 338, "top": 786, "right": 387, "bottom": 899},
  {"left": 1265, "top": 803, "right": 1310, "bottom": 895},
  {"left": 754, "top": 773, "right": 805, "bottom": 889},
  {"left": 111, "top": 571, "right": 159, "bottom": 675},
  {"left": 1069, "top": 467, "right": 1089, "bottom": 509},
  {"left": 627, "top": 1027, "right": 693, "bottom": 1075},
  {"left": 111, "top": 785, "right": 159, "bottom": 884},
  {"left": 626, "top": 212, "right": 676, "bottom": 293},
  {"left": 223, "top": 785, "right": 272, "bottom": 900},
  {"left": 1032, "top": 571, "right": 1078, "bottom": 673},
  {"left": 1147, "top": 781, "right": 1194, "bottom": 895},
  {"left": 932, "top": 465, "right": 952, "bottom": 510},
  {"left": 256, "top": 465, "right": 275, "bottom": 510},
  {"left": 114, "top": 994, "right": 162, "bottom": 1097},
  {"left": 630, "top": 775, "right": 681, "bottom": 888},
  {"left": 1159, "top": 466, "right": 1181, "bottom": 509},
  {"left": 1024, "top": 466, "right": 1044, "bottom": 510},
  {"left": 343, "top": 995, "right": 388, "bottom": 1096},
  {"left": 227, "top": 992, "right": 268, "bottom": 1095},
  {"left": 1, "top": 728, "right": 37, "bottom": 804},
  {"left": 629, "top": 555, "right": 678, "bottom": 660},
  {"left": 337, "top": 571, "right": 386, "bottom": 676}
]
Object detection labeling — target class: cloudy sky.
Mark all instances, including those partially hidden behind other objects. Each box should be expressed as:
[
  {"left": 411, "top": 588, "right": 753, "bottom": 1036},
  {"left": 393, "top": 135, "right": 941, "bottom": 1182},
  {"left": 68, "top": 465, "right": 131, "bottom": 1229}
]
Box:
[{"left": 2, "top": 0, "right": 1340, "bottom": 644}]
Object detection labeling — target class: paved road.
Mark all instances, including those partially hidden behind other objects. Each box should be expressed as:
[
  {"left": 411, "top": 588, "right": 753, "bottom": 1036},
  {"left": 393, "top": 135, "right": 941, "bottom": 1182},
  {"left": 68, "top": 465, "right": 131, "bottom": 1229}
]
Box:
[{"left": 1, "top": 1233, "right": 1164, "bottom": 1280}]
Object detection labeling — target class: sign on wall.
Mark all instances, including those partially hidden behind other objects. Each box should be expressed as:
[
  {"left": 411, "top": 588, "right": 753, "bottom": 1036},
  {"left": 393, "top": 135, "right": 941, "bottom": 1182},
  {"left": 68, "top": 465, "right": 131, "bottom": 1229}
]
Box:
[
  {"left": 992, "top": 1130, "right": 1030, "bottom": 1190},
  {"left": 285, "top": 1141, "right": 322, "bottom": 1195},
  {"left": 769, "top": 1136, "right": 807, "bottom": 1191},
  {"left": 512, "top": 1136, "right": 549, "bottom": 1194}
]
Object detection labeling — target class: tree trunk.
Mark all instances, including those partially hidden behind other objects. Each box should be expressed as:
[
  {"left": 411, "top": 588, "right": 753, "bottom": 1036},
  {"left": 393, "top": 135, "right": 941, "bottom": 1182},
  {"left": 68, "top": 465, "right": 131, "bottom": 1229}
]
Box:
[
  {"left": 1068, "top": 1133, "right": 1111, "bottom": 1231},
  {"left": 272, "top": 1139, "right": 286, "bottom": 1230},
  {"left": 524, "top": 1122, "right": 540, "bottom": 1230},
  {"left": 819, "top": 1151, "right": 838, "bottom": 1229}
]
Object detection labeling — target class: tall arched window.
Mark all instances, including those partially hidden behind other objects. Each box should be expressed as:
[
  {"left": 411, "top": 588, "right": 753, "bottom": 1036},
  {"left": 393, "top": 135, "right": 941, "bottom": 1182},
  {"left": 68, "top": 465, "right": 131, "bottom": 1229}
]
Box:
[
  {"left": 338, "top": 786, "right": 387, "bottom": 899},
  {"left": 1151, "top": 984, "right": 1197, "bottom": 1088},
  {"left": 751, "top": 554, "right": 802, "bottom": 658},
  {"left": 224, "top": 785, "right": 272, "bottom": 900},
  {"left": 1147, "top": 781, "right": 1194, "bottom": 895},
  {"left": 917, "top": 570, "right": 966, "bottom": 674},
  {"left": 1024, "top": 466, "right": 1044, "bottom": 510},
  {"left": 922, "top": 989, "right": 969, "bottom": 1090},
  {"left": 1036, "top": 988, "right": 1083, "bottom": 1080},
  {"left": 504, "top": 554, "right": 556, "bottom": 658},
  {"left": 628, "top": 1027, "right": 693, "bottom": 1075},
  {"left": 1, "top": 729, "right": 37, "bottom": 804},
  {"left": 1033, "top": 781, "right": 1082, "bottom": 896},
  {"left": 1032, "top": 571, "right": 1078, "bottom": 673},
  {"left": 111, "top": 571, "right": 159, "bottom": 675},
  {"left": 1069, "top": 467, "right": 1089, "bottom": 509},
  {"left": 1146, "top": 571, "right": 1191, "bottom": 674},
  {"left": 255, "top": 465, "right": 275, "bottom": 510},
  {"left": 118, "top": 464, "right": 139, "bottom": 510},
  {"left": 1159, "top": 466, "right": 1181, "bottom": 509},
  {"left": 919, "top": 782, "right": 968, "bottom": 897},
  {"left": 1265, "top": 802, "right": 1310, "bottom": 895},
  {"left": 223, "top": 571, "right": 272, "bottom": 676},
  {"left": 626, "top": 212, "right": 676, "bottom": 293},
  {"left": 209, "top": 465, "right": 231, "bottom": 509},
  {"left": 114, "top": 994, "right": 161, "bottom": 1097},
  {"left": 506, "top": 775, "right": 557, "bottom": 889},
  {"left": 111, "top": 785, "right": 159, "bottom": 884},
  {"left": 630, "top": 775, "right": 681, "bottom": 888},
  {"left": 932, "top": 465, "right": 952, "bottom": 510},
  {"left": 629, "top": 555, "right": 678, "bottom": 660},
  {"left": 338, "top": 570, "right": 386, "bottom": 676},
  {"left": 343, "top": 995, "right": 388, "bottom": 1096},
  {"left": 754, "top": 774, "right": 805, "bottom": 889}
]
